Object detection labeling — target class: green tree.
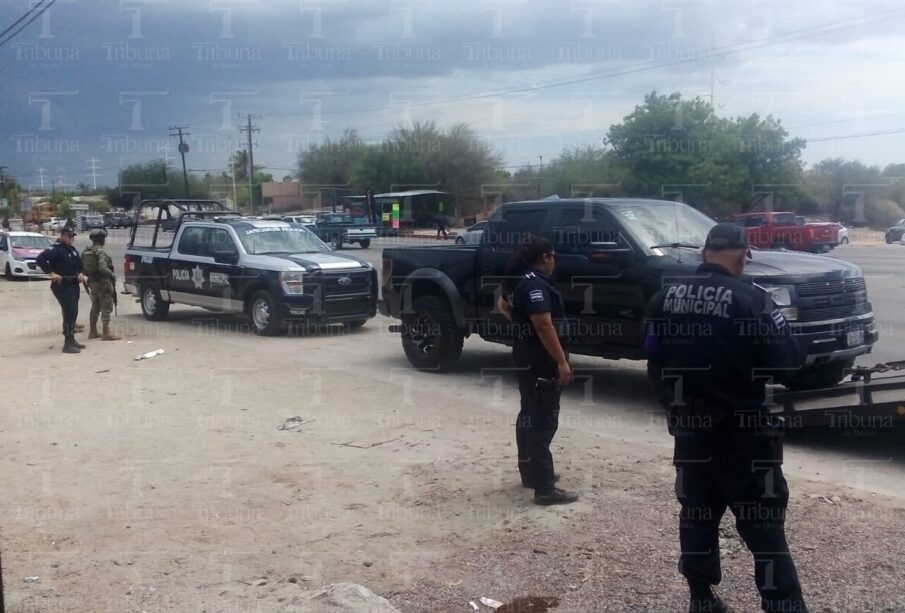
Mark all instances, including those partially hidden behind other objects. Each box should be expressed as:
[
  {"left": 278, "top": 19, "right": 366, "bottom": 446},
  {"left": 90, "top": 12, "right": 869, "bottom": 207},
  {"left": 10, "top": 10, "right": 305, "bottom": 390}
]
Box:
[
  {"left": 604, "top": 92, "right": 806, "bottom": 217},
  {"left": 805, "top": 159, "right": 904, "bottom": 226}
]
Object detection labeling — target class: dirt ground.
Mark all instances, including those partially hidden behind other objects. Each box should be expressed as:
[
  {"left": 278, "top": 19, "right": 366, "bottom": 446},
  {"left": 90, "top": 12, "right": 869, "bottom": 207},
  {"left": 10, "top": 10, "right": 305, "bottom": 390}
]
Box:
[{"left": 2, "top": 277, "right": 905, "bottom": 613}]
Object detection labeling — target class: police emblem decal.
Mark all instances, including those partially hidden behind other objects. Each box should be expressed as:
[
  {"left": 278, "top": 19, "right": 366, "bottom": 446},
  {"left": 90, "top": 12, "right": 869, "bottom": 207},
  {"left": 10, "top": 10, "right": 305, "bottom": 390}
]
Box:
[{"left": 191, "top": 265, "right": 205, "bottom": 289}]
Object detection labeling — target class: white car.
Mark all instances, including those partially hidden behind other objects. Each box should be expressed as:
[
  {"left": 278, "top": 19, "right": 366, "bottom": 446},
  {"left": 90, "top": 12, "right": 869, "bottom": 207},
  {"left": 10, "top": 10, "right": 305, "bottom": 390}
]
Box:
[
  {"left": 281, "top": 215, "right": 316, "bottom": 225},
  {"left": 836, "top": 224, "right": 850, "bottom": 245},
  {"left": 455, "top": 221, "right": 487, "bottom": 245},
  {"left": 0, "top": 231, "right": 53, "bottom": 279},
  {"left": 41, "top": 217, "right": 68, "bottom": 232}
]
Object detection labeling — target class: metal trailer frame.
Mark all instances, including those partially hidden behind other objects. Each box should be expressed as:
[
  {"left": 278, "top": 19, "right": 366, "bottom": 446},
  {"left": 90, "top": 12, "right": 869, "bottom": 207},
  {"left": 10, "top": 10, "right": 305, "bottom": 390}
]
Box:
[{"left": 771, "top": 362, "right": 905, "bottom": 428}]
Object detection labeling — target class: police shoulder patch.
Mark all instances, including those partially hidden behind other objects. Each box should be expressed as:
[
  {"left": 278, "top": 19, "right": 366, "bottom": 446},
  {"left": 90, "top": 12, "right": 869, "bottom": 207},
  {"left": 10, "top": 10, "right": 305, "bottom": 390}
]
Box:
[
  {"left": 770, "top": 309, "right": 786, "bottom": 329},
  {"left": 529, "top": 289, "right": 545, "bottom": 302}
]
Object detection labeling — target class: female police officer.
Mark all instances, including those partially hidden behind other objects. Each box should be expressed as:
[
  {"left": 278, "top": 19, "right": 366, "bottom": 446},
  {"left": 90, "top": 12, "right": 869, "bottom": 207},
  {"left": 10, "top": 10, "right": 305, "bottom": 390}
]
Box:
[{"left": 499, "top": 235, "right": 578, "bottom": 506}]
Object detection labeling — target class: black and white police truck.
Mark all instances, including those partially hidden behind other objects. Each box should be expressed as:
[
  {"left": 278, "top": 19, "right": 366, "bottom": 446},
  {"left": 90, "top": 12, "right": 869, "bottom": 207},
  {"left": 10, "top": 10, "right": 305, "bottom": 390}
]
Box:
[{"left": 123, "top": 200, "right": 377, "bottom": 335}]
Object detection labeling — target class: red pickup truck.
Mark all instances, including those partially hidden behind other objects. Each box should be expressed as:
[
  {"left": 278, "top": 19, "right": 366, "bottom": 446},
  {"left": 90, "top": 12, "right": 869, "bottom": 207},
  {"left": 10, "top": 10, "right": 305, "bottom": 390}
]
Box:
[{"left": 733, "top": 212, "right": 839, "bottom": 253}]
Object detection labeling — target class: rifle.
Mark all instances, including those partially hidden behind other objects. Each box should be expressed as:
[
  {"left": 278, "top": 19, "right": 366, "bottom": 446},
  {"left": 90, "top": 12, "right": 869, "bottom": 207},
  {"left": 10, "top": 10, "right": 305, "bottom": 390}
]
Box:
[{"left": 113, "top": 275, "right": 118, "bottom": 316}]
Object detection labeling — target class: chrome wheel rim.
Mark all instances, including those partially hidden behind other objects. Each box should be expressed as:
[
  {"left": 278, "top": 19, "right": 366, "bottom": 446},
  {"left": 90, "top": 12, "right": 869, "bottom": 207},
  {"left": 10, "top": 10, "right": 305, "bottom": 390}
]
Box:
[
  {"left": 252, "top": 299, "right": 270, "bottom": 330},
  {"left": 143, "top": 289, "right": 157, "bottom": 314}
]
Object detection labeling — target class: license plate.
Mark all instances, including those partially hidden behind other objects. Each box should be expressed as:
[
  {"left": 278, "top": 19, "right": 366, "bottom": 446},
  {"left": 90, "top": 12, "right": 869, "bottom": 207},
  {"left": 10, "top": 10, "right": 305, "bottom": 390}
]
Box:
[{"left": 846, "top": 329, "right": 865, "bottom": 347}]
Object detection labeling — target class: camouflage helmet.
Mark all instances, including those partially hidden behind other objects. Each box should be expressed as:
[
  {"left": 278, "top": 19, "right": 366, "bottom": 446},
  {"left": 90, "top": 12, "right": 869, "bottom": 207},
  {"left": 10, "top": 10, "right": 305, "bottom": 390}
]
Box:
[{"left": 89, "top": 229, "right": 108, "bottom": 242}]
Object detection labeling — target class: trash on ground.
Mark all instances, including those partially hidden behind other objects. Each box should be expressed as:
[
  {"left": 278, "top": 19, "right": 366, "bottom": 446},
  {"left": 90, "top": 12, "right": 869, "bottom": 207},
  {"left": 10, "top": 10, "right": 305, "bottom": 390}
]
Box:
[
  {"left": 24, "top": 576, "right": 40, "bottom": 583},
  {"left": 468, "top": 602, "right": 479, "bottom": 611},
  {"left": 134, "top": 349, "right": 165, "bottom": 361},
  {"left": 278, "top": 416, "right": 316, "bottom": 431},
  {"left": 480, "top": 596, "right": 504, "bottom": 609}
]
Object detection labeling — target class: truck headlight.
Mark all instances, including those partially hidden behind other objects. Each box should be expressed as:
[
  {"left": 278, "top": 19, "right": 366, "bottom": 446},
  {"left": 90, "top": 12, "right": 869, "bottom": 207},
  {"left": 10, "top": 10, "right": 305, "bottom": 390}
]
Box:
[
  {"left": 761, "top": 285, "right": 792, "bottom": 307},
  {"left": 280, "top": 270, "right": 305, "bottom": 295}
]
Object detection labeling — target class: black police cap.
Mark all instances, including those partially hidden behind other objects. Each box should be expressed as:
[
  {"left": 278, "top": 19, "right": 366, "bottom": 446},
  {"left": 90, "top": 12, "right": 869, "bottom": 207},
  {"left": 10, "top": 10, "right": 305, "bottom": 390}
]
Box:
[{"left": 704, "top": 223, "right": 748, "bottom": 250}]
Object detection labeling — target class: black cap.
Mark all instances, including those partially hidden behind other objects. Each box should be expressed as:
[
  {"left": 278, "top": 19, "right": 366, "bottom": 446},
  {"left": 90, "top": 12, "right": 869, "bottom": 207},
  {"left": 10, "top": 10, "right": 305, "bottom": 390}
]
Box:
[
  {"left": 704, "top": 223, "right": 748, "bottom": 250},
  {"left": 60, "top": 225, "right": 76, "bottom": 236}
]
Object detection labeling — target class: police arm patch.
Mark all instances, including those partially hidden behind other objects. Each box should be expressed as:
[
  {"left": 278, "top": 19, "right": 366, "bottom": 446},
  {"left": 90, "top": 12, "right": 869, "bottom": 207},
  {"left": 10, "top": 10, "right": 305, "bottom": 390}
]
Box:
[
  {"left": 529, "top": 289, "right": 545, "bottom": 303},
  {"left": 770, "top": 309, "right": 786, "bottom": 329}
]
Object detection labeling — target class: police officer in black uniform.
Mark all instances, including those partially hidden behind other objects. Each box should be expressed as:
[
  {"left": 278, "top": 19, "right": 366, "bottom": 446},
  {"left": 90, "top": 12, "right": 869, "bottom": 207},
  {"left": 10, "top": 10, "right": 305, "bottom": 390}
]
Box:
[
  {"left": 37, "top": 225, "right": 87, "bottom": 354},
  {"left": 645, "top": 224, "right": 808, "bottom": 613},
  {"left": 499, "top": 235, "right": 578, "bottom": 506}
]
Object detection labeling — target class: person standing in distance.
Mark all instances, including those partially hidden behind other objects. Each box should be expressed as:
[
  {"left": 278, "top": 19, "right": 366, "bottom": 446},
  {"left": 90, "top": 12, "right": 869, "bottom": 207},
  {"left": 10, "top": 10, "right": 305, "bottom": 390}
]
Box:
[
  {"left": 37, "top": 225, "right": 87, "bottom": 354},
  {"left": 498, "top": 234, "right": 578, "bottom": 506},
  {"left": 82, "top": 229, "right": 121, "bottom": 341},
  {"left": 644, "top": 224, "right": 807, "bottom": 613}
]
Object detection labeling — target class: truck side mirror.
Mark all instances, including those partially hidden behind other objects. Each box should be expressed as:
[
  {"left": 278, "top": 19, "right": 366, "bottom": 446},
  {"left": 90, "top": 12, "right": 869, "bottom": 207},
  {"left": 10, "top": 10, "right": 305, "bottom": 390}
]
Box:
[{"left": 213, "top": 250, "right": 239, "bottom": 265}]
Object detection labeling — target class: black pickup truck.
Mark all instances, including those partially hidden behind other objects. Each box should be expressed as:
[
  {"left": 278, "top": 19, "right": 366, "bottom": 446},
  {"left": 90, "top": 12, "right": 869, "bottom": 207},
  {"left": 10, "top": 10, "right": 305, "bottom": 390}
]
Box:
[
  {"left": 380, "top": 198, "right": 878, "bottom": 389},
  {"left": 123, "top": 200, "right": 377, "bottom": 335}
]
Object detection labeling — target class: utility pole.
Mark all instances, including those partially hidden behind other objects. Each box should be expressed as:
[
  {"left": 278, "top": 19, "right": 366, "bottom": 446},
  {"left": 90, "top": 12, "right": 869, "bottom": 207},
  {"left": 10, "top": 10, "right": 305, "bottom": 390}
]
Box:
[
  {"left": 0, "top": 166, "right": 7, "bottom": 205},
  {"left": 87, "top": 158, "right": 100, "bottom": 190},
  {"left": 169, "top": 126, "right": 191, "bottom": 197},
  {"left": 37, "top": 167, "right": 46, "bottom": 191},
  {"left": 239, "top": 114, "right": 260, "bottom": 211}
]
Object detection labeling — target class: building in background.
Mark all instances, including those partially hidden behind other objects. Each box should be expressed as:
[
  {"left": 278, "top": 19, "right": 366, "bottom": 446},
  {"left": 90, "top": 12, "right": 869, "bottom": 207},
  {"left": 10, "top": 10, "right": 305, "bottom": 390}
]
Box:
[{"left": 261, "top": 181, "right": 304, "bottom": 212}]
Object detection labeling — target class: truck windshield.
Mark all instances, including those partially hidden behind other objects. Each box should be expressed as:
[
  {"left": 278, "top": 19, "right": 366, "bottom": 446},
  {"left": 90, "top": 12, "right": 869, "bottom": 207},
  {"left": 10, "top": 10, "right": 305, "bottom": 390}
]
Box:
[
  {"left": 612, "top": 202, "right": 716, "bottom": 251},
  {"left": 238, "top": 227, "right": 329, "bottom": 255}
]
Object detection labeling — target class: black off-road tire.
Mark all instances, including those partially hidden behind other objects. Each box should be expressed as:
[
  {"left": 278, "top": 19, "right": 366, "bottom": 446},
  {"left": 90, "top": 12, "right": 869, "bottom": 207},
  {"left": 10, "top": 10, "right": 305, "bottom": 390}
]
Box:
[
  {"left": 359, "top": 239, "right": 371, "bottom": 249},
  {"left": 401, "top": 295, "right": 465, "bottom": 372},
  {"left": 333, "top": 234, "right": 343, "bottom": 250},
  {"left": 140, "top": 283, "right": 170, "bottom": 321},
  {"left": 5, "top": 264, "right": 14, "bottom": 280},
  {"left": 345, "top": 319, "right": 368, "bottom": 329}
]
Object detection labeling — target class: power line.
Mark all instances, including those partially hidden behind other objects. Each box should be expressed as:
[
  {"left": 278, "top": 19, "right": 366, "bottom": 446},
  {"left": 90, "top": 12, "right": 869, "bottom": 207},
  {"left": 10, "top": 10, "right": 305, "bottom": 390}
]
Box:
[
  {"left": 0, "top": 0, "right": 57, "bottom": 48},
  {"left": 0, "top": 0, "right": 47, "bottom": 40},
  {"left": 806, "top": 127, "right": 905, "bottom": 143}
]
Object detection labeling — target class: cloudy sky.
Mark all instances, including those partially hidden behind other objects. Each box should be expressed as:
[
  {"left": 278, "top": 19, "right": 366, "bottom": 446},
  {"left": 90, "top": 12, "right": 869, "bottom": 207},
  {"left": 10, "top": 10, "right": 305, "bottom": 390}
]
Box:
[{"left": 2, "top": 0, "right": 905, "bottom": 191}]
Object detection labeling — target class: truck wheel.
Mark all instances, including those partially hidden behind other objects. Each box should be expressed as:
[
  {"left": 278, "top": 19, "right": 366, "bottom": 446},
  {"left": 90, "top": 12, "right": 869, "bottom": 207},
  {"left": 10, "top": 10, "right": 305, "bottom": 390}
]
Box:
[
  {"left": 333, "top": 235, "right": 343, "bottom": 250},
  {"left": 401, "top": 295, "right": 464, "bottom": 372},
  {"left": 359, "top": 239, "right": 371, "bottom": 249},
  {"left": 886, "top": 235, "right": 893, "bottom": 244},
  {"left": 5, "top": 264, "right": 14, "bottom": 280},
  {"left": 345, "top": 319, "right": 368, "bottom": 329},
  {"left": 140, "top": 284, "right": 170, "bottom": 321},
  {"left": 785, "top": 359, "right": 854, "bottom": 391},
  {"left": 249, "top": 290, "right": 285, "bottom": 336}
]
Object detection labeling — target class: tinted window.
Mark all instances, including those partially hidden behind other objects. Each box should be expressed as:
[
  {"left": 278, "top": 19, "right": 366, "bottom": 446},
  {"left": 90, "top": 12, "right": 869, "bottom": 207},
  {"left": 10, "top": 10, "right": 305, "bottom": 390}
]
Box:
[
  {"left": 204, "top": 228, "right": 238, "bottom": 257},
  {"left": 178, "top": 226, "right": 206, "bottom": 256},
  {"left": 740, "top": 216, "right": 764, "bottom": 227},
  {"left": 553, "top": 208, "right": 624, "bottom": 254},
  {"left": 488, "top": 209, "right": 546, "bottom": 247},
  {"left": 0, "top": 235, "right": 7, "bottom": 250},
  {"left": 774, "top": 213, "right": 797, "bottom": 225}
]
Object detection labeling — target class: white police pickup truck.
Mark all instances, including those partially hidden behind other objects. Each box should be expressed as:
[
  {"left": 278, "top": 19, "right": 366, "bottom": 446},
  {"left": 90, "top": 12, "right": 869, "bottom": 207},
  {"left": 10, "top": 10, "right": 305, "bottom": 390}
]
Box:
[{"left": 123, "top": 200, "right": 377, "bottom": 335}]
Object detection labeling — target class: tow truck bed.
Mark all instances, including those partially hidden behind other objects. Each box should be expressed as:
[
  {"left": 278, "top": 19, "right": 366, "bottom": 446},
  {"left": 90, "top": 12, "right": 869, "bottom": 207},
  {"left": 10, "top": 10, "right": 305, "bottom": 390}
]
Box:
[{"left": 770, "top": 363, "right": 905, "bottom": 428}]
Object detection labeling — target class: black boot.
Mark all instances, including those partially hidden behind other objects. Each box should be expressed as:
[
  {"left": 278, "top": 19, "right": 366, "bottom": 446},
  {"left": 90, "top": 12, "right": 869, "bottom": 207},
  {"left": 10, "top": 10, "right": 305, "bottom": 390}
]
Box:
[
  {"left": 62, "top": 337, "right": 81, "bottom": 354},
  {"left": 534, "top": 488, "right": 578, "bottom": 506},
  {"left": 688, "top": 582, "right": 729, "bottom": 613},
  {"left": 71, "top": 337, "right": 86, "bottom": 349}
]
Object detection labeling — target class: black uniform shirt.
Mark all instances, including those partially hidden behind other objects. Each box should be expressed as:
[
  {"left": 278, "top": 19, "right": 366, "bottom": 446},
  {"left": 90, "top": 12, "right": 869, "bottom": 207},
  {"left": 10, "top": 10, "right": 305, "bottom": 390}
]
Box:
[
  {"left": 644, "top": 263, "right": 799, "bottom": 413},
  {"left": 510, "top": 268, "right": 568, "bottom": 373},
  {"left": 36, "top": 241, "right": 82, "bottom": 282}
]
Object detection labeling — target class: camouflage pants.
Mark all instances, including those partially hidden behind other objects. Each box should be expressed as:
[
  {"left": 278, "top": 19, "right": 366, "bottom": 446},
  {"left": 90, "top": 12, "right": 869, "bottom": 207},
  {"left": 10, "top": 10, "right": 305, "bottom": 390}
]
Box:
[{"left": 89, "top": 281, "right": 115, "bottom": 324}]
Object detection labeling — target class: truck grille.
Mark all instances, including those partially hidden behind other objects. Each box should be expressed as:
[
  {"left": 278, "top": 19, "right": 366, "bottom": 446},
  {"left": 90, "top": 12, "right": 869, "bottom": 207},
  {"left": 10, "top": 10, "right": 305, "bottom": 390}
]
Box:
[
  {"left": 320, "top": 271, "right": 371, "bottom": 296},
  {"left": 795, "top": 277, "right": 865, "bottom": 296},
  {"left": 324, "top": 296, "right": 371, "bottom": 317},
  {"left": 795, "top": 277, "right": 871, "bottom": 323}
]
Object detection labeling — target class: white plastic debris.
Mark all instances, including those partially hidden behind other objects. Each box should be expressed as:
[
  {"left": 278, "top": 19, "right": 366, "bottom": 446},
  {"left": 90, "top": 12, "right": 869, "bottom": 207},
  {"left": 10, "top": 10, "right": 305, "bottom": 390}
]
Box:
[
  {"left": 468, "top": 602, "right": 479, "bottom": 611},
  {"left": 479, "top": 597, "right": 503, "bottom": 609},
  {"left": 134, "top": 349, "right": 165, "bottom": 361},
  {"left": 24, "top": 576, "right": 40, "bottom": 583}
]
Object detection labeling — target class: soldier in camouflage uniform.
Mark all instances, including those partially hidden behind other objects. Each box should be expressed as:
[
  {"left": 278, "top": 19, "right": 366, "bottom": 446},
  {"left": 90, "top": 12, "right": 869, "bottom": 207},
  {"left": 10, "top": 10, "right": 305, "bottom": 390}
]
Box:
[{"left": 81, "top": 229, "right": 121, "bottom": 341}]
